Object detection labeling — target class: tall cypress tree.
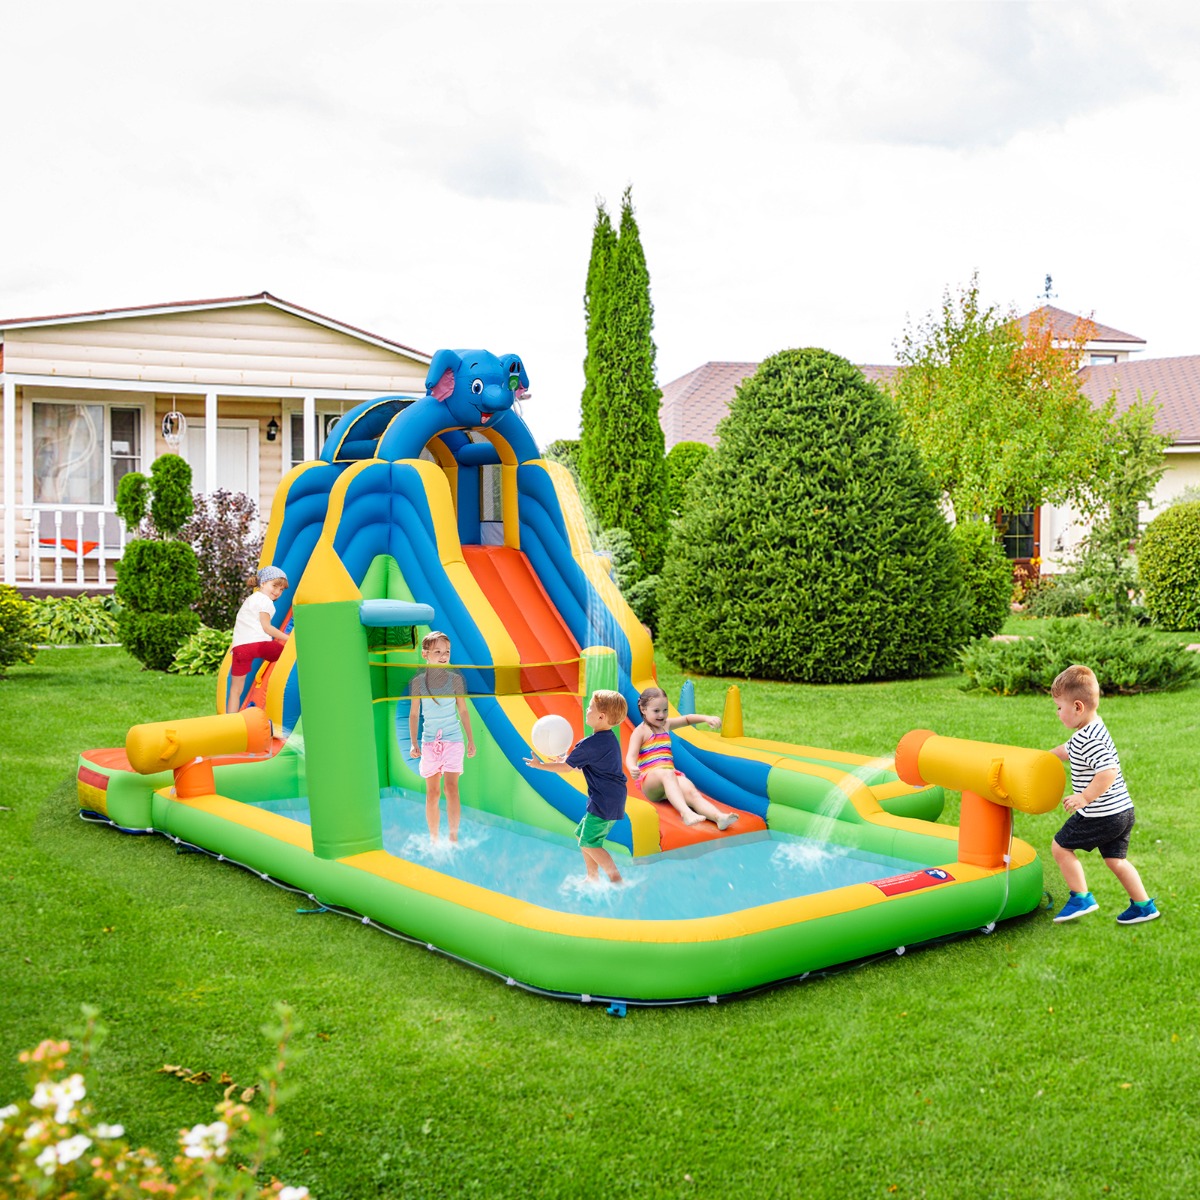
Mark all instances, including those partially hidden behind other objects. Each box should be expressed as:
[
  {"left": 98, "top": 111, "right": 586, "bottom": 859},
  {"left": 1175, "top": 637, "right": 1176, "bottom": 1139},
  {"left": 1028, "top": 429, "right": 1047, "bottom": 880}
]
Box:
[
  {"left": 577, "top": 201, "right": 616, "bottom": 504},
  {"left": 579, "top": 187, "right": 668, "bottom": 575}
]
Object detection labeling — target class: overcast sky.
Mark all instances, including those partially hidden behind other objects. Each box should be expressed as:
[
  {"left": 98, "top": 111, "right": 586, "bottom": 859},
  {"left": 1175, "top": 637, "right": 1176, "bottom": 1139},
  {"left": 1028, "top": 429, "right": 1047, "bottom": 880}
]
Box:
[{"left": 5, "top": 1, "right": 1199, "bottom": 445}]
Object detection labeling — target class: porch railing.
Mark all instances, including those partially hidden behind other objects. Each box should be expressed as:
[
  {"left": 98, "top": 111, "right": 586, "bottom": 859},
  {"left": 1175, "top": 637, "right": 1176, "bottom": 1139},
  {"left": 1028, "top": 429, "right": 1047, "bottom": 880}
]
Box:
[{"left": 22, "top": 506, "right": 127, "bottom": 586}]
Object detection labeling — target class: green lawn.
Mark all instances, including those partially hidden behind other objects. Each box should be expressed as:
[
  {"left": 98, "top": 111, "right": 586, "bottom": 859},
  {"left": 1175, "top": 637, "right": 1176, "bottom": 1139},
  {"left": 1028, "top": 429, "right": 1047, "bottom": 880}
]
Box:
[{"left": 3, "top": 647, "right": 1198, "bottom": 1199}]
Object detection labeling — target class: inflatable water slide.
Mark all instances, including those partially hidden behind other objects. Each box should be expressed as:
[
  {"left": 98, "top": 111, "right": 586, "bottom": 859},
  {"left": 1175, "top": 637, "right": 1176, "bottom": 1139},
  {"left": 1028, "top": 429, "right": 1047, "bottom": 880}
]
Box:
[{"left": 76, "top": 349, "right": 1064, "bottom": 1003}]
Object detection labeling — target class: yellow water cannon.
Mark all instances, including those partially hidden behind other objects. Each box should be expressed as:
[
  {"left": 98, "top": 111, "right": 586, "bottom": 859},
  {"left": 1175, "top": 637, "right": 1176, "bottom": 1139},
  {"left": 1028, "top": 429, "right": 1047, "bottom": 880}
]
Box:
[
  {"left": 894, "top": 730, "right": 1064, "bottom": 868},
  {"left": 126, "top": 709, "right": 272, "bottom": 799}
]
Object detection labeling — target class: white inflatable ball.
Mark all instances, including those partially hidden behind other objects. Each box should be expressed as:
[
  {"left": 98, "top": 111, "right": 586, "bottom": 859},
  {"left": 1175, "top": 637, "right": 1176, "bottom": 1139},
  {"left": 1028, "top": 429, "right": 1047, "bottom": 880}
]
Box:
[{"left": 531, "top": 714, "right": 574, "bottom": 759}]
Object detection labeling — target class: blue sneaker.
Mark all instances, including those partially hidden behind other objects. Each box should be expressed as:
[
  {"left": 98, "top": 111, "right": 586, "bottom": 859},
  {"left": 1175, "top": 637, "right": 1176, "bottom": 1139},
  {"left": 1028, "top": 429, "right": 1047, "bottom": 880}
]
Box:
[
  {"left": 1053, "top": 891, "right": 1099, "bottom": 923},
  {"left": 1116, "top": 898, "right": 1160, "bottom": 924}
]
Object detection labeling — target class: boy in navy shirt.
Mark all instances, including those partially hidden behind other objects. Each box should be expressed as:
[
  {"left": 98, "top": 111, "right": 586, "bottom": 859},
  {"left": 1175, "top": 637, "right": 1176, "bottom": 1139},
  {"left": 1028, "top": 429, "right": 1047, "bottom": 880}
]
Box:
[{"left": 526, "top": 690, "right": 629, "bottom": 883}]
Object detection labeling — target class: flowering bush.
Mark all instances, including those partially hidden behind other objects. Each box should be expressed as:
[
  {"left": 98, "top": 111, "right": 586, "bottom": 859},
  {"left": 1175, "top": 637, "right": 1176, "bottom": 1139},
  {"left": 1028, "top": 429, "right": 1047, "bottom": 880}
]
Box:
[
  {"left": 0, "top": 1004, "right": 312, "bottom": 1199},
  {"left": 0, "top": 584, "right": 37, "bottom": 678},
  {"left": 182, "top": 490, "right": 265, "bottom": 631}
]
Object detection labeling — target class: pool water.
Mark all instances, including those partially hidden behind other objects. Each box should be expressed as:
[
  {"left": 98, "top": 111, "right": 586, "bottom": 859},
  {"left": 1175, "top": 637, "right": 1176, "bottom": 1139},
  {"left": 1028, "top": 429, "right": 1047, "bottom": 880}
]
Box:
[{"left": 252, "top": 791, "right": 926, "bottom": 921}]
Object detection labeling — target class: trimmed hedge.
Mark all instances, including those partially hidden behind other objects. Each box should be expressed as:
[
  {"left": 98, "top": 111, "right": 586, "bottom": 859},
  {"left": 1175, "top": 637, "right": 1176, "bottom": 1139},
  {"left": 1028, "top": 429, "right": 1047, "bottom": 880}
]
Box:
[
  {"left": 657, "top": 348, "right": 966, "bottom": 682},
  {"left": 664, "top": 441, "right": 712, "bottom": 520},
  {"left": 1137, "top": 500, "right": 1200, "bottom": 631},
  {"left": 118, "top": 611, "right": 202, "bottom": 673},
  {"left": 959, "top": 619, "right": 1200, "bottom": 695}
]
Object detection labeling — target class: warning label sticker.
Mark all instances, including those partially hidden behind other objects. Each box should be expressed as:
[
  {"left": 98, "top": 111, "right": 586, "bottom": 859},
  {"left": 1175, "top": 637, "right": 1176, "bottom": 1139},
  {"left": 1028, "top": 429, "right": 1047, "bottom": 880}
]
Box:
[{"left": 870, "top": 867, "right": 955, "bottom": 896}]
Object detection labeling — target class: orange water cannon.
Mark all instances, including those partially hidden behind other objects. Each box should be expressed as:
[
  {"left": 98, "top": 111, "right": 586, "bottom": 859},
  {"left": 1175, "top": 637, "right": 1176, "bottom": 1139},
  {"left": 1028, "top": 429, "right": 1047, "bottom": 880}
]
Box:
[
  {"left": 894, "top": 730, "right": 1064, "bottom": 869},
  {"left": 125, "top": 709, "right": 272, "bottom": 799}
]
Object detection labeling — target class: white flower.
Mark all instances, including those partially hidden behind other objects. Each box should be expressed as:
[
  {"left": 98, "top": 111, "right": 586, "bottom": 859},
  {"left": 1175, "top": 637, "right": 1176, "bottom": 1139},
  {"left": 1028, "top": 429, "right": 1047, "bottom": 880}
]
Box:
[
  {"left": 22, "top": 1119, "right": 47, "bottom": 1144},
  {"left": 30, "top": 1073, "right": 86, "bottom": 1124},
  {"left": 181, "top": 1120, "right": 229, "bottom": 1160},
  {"left": 55, "top": 1134, "right": 92, "bottom": 1164},
  {"left": 0, "top": 1103, "right": 18, "bottom": 1130},
  {"left": 32, "top": 1134, "right": 91, "bottom": 1175},
  {"left": 95, "top": 1122, "right": 125, "bottom": 1139},
  {"left": 279, "top": 1188, "right": 310, "bottom": 1200}
]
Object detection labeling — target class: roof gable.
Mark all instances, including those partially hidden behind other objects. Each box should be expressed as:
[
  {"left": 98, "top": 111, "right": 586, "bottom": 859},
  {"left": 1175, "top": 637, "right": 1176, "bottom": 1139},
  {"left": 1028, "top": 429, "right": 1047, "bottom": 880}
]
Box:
[{"left": 0, "top": 291, "right": 428, "bottom": 361}]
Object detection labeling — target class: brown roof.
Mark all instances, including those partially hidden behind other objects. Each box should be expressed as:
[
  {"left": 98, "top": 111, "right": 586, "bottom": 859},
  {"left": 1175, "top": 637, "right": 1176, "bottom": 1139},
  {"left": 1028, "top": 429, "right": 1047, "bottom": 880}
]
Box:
[
  {"left": 660, "top": 362, "right": 758, "bottom": 446},
  {"left": 0, "top": 291, "right": 429, "bottom": 360},
  {"left": 1016, "top": 305, "right": 1145, "bottom": 346},
  {"left": 660, "top": 360, "right": 899, "bottom": 447},
  {"left": 1080, "top": 355, "right": 1200, "bottom": 445},
  {"left": 661, "top": 354, "right": 1200, "bottom": 448}
]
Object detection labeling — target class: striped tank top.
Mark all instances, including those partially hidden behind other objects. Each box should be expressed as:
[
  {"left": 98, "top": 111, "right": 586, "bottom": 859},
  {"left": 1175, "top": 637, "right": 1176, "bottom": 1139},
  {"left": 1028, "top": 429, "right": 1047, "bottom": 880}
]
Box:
[{"left": 637, "top": 729, "right": 675, "bottom": 774}]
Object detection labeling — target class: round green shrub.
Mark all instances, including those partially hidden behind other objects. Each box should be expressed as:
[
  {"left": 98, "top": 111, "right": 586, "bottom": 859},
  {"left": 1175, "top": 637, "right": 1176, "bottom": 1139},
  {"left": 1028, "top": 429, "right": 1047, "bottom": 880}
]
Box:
[
  {"left": 657, "top": 348, "right": 967, "bottom": 682},
  {"left": 951, "top": 519, "right": 1012, "bottom": 640},
  {"left": 664, "top": 441, "right": 712, "bottom": 520},
  {"left": 148, "top": 454, "right": 195, "bottom": 535},
  {"left": 1138, "top": 500, "right": 1200, "bottom": 631},
  {"left": 0, "top": 584, "right": 37, "bottom": 677},
  {"left": 115, "top": 540, "right": 202, "bottom": 613},
  {"left": 117, "top": 610, "right": 202, "bottom": 672}
]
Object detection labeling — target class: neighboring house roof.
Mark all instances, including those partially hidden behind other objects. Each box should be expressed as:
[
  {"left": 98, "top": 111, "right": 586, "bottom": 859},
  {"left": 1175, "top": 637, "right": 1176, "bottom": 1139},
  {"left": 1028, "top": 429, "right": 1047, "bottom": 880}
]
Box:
[
  {"left": 660, "top": 362, "right": 758, "bottom": 446},
  {"left": 1080, "top": 355, "right": 1200, "bottom": 445},
  {"left": 0, "top": 291, "right": 430, "bottom": 361},
  {"left": 660, "top": 360, "right": 899, "bottom": 447},
  {"left": 1015, "top": 305, "right": 1145, "bottom": 347}
]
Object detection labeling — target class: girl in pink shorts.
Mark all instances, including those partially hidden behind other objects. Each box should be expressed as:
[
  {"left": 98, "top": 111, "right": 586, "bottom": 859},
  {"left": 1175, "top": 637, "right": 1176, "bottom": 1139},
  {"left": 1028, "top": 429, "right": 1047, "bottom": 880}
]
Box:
[
  {"left": 229, "top": 566, "right": 290, "bottom": 709},
  {"left": 408, "top": 631, "right": 476, "bottom": 843},
  {"left": 625, "top": 686, "right": 739, "bottom": 830}
]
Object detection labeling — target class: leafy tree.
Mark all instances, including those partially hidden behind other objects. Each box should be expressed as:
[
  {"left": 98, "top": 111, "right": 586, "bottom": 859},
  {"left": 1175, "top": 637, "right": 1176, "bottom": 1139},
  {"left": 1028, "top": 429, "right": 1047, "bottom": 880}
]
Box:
[
  {"left": 578, "top": 187, "right": 669, "bottom": 576},
  {"left": 891, "top": 275, "right": 1106, "bottom": 519},
  {"left": 1073, "top": 396, "right": 1171, "bottom": 623},
  {"left": 657, "top": 348, "right": 966, "bottom": 682},
  {"left": 664, "top": 441, "right": 712, "bottom": 520}
]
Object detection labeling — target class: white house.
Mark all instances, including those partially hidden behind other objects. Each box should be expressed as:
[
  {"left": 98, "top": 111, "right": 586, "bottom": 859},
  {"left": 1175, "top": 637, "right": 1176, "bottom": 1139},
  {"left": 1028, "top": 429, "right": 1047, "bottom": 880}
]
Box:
[{"left": 0, "top": 293, "right": 430, "bottom": 588}]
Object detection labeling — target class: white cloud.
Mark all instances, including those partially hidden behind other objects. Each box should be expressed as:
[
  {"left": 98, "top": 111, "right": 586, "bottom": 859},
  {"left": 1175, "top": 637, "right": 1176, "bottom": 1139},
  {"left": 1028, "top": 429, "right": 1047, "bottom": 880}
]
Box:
[{"left": 3, "top": 1, "right": 1200, "bottom": 446}]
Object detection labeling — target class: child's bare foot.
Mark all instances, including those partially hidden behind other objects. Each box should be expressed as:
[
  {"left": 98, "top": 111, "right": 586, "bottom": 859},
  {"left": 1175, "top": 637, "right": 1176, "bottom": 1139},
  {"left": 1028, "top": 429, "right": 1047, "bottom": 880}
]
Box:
[
  {"left": 449, "top": 831, "right": 459, "bottom": 844},
  {"left": 715, "top": 812, "right": 740, "bottom": 831},
  {"left": 680, "top": 809, "right": 706, "bottom": 827},
  {"left": 606, "top": 873, "right": 624, "bottom": 885}
]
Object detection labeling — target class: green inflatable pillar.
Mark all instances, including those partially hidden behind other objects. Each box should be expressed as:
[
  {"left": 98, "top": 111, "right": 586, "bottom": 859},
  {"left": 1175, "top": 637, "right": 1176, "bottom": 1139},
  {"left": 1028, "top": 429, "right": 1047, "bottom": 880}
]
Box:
[
  {"left": 580, "top": 645, "right": 619, "bottom": 735},
  {"left": 292, "top": 601, "right": 383, "bottom": 860}
]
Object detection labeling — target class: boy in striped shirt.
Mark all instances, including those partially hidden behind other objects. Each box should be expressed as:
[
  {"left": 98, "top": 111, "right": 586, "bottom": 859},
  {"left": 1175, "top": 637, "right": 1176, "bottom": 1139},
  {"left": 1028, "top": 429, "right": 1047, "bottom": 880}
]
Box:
[{"left": 1049, "top": 664, "right": 1160, "bottom": 925}]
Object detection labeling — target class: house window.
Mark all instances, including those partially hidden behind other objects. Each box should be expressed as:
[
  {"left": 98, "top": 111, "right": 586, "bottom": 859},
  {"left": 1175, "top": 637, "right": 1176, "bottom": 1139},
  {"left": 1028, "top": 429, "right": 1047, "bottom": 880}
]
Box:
[
  {"left": 288, "top": 412, "right": 344, "bottom": 469},
  {"left": 999, "top": 506, "right": 1038, "bottom": 560},
  {"left": 32, "top": 402, "right": 143, "bottom": 505},
  {"left": 1088, "top": 353, "right": 1117, "bottom": 365}
]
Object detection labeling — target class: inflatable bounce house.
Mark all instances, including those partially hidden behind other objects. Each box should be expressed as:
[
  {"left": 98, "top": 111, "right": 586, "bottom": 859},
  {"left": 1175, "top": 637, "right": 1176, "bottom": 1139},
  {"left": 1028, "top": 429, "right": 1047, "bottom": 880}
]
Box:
[{"left": 76, "top": 350, "right": 1065, "bottom": 1004}]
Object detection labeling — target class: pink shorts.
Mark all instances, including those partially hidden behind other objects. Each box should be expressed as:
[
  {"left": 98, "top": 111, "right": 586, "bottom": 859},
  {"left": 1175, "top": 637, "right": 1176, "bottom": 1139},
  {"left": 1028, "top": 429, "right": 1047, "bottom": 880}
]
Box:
[
  {"left": 231, "top": 639, "right": 283, "bottom": 674},
  {"left": 419, "top": 736, "right": 465, "bottom": 778},
  {"left": 634, "top": 768, "right": 684, "bottom": 797}
]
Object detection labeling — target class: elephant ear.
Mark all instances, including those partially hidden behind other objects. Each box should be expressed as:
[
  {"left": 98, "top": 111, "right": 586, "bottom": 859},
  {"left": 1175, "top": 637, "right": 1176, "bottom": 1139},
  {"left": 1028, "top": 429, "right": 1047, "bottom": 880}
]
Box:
[
  {"left": 426, "top": 349, "right": 463, "bottom": 400},
  {"left": 500, "top": 354, "right": 530, "bottom": 397}
]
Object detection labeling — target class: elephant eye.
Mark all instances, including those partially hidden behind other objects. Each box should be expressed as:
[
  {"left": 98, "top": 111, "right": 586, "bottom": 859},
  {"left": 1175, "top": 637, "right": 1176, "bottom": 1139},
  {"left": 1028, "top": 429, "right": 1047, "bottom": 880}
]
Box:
[{"left": 471, "top": 378, "right": 484, "bottom": 395}]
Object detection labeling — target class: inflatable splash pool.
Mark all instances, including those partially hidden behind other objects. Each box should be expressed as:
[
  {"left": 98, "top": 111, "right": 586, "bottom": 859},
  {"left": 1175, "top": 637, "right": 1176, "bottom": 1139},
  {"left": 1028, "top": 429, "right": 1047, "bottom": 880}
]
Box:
[{"left": 77, "top": 349, "right": 1064, "bottom": 1002}]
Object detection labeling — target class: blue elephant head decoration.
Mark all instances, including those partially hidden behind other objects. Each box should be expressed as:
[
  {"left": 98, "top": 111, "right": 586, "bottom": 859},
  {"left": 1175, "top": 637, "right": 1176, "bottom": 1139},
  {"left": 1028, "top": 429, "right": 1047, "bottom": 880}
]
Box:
[{"left": 425, "top": 349, "right": 530, "bottom": 429}]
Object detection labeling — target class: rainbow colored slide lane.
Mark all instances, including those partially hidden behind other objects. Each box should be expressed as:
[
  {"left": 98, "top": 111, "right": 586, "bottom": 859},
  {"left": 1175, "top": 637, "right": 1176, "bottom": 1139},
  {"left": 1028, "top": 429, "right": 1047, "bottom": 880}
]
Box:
[{"left": 76, "top": 375, "right": 1064, "bottom": 1002}]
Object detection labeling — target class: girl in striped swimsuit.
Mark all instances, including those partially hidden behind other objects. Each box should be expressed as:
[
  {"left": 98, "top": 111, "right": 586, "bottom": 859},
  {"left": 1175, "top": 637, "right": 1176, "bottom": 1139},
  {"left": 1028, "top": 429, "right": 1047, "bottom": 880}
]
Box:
[{"left": 625, "top": 686, "right": 739, "bottom": 830}]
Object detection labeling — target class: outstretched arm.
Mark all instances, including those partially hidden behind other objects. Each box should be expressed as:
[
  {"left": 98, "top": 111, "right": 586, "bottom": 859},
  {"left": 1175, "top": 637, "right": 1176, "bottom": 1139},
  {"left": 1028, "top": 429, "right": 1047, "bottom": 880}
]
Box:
[
  {"left": 1050, "top": 744, "right": 1069, "bottom": 762},
  {"left": 667, "top": 713, "right": 722, "bottom": 732},
  {"left": 257, "top": 611, "right": 288, "bottom": 643}
]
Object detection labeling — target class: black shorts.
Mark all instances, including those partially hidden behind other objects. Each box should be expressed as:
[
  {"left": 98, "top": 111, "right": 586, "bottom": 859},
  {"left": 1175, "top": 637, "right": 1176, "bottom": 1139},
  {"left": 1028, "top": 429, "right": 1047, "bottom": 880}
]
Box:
[{"left": 1054, "top": 808, "right": 1136, "bottom": 859}]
